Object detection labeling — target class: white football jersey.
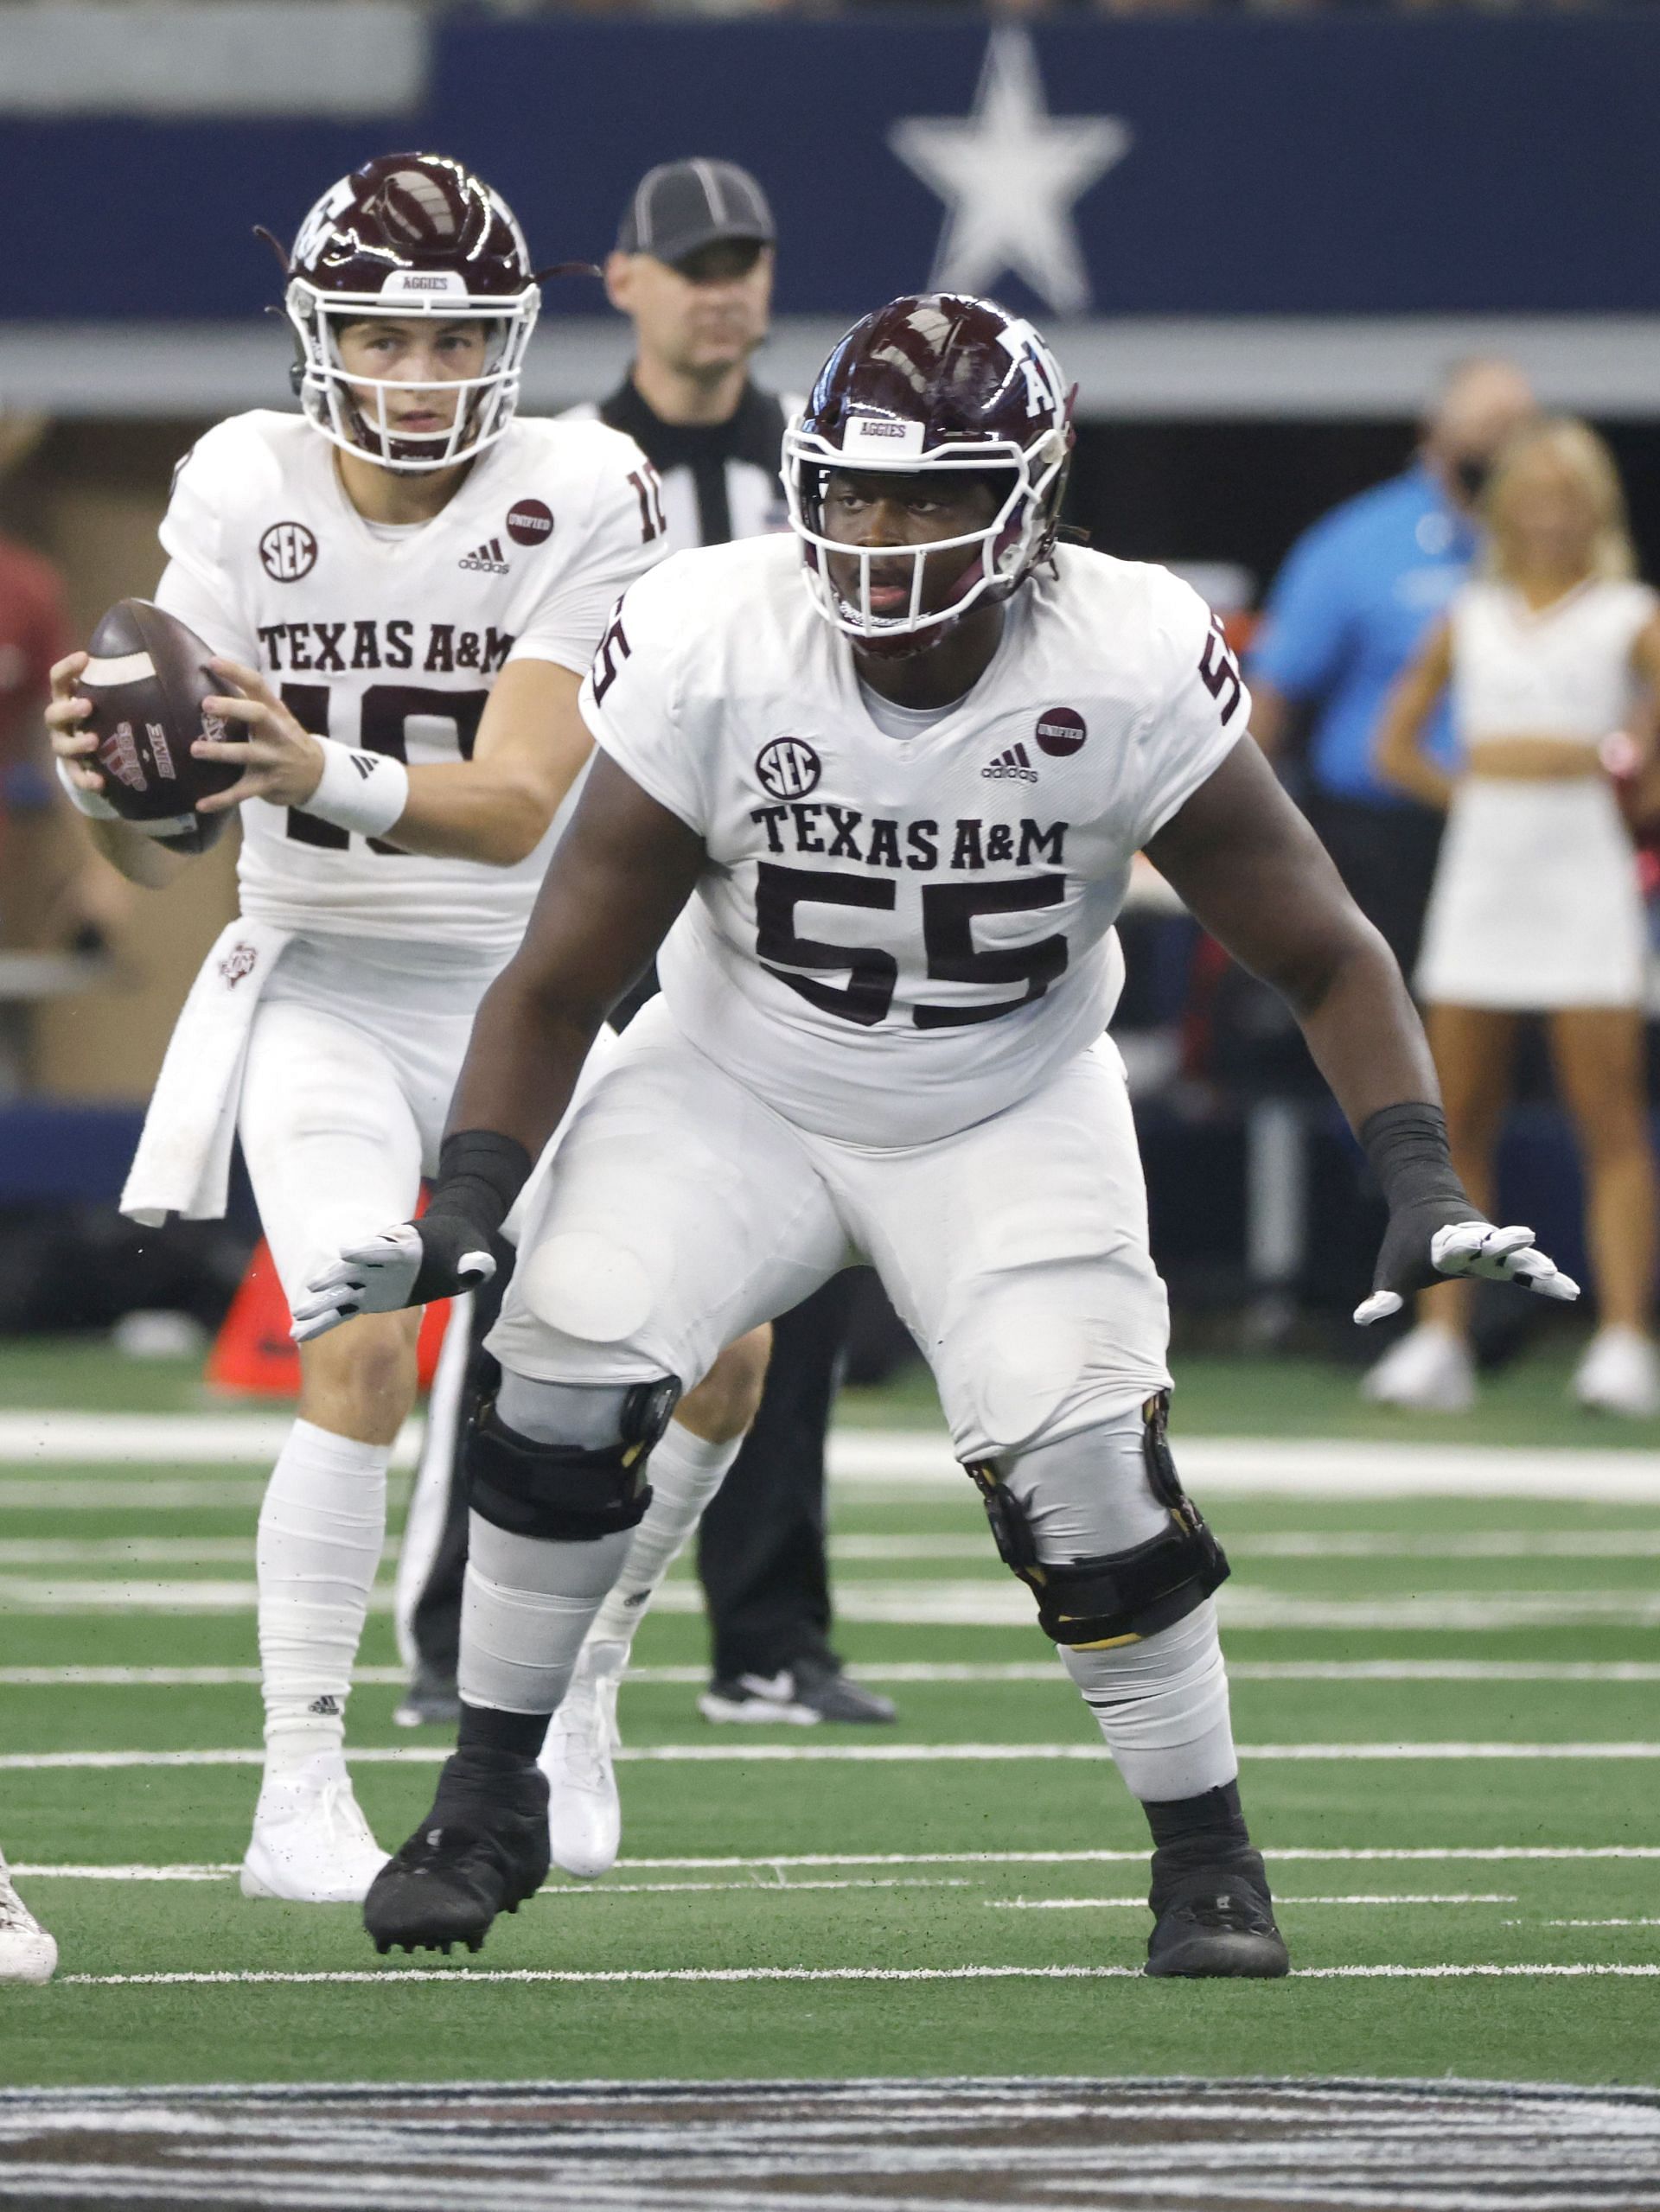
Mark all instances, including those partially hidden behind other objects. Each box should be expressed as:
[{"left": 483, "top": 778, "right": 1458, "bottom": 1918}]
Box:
[
  {"left": 154, "top": 409, "right": 663, "bottom": 959},
  {"left": 580, "top": 537, "right": 1248, "bottom": 1146}
]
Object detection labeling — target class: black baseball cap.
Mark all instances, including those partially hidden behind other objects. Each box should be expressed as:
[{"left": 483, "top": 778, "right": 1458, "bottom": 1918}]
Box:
[{"left": 617, "top": 159, "right": 776, "bottom": 268}]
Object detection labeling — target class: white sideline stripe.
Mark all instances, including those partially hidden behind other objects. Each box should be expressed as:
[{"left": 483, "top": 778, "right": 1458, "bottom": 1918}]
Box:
[
  {"left": 56, "top": 1963, "right": 1660, "bottom": 1987},
  {"left": 986, "top": 1894, "right": 1518, "bottom": 1909},
  {"left": 9, "top": 1576, "right": 1660, "bottom": 1629},
  {"left": 0, "top": 1539, "right": 257, "bottom": 1565},
  {"left": 16, "top": 1848, "right": 1660, "bottom": 1880},
  {"left": 6, "top": 1741, "right": 1660, "bottom": 1771},
  {"left": 0, "top": 1580, "right": 397, "bottom": 1612},
  {"left": 1542, "top": 1917, "right": 1660, "bottom": 1927},
  {"left": 654, "top": 1584, "right": 1657, "bottom": 1629},
  {"left": 6, "top": 1412, "right": 1660, "bottom": 1499},
  {"left": 0, "top": 1412, "right": 424, "bottom": 1466},
  {"left": 0, "top": 1481, "right": 377, "bottom": 1509},
  {"left": 7, "top": 1659, "right": 1660, "bottom": 1688},
  {"left": 834, "top": 1531, "right": 1660, "bottom": 1561}
]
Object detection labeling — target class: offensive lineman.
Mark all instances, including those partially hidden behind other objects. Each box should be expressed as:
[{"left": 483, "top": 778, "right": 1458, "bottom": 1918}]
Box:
[
  {"left": 47, "top": 152, "right": 764, "bottom": 1904},
  {"left": 298, "top": 295, "right": 1576, "bottom": 1972}
]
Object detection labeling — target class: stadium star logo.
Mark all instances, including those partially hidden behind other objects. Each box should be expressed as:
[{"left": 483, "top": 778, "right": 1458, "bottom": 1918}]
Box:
[{"left": 889, "top": 28, "right": 1131, "bottom": 318}]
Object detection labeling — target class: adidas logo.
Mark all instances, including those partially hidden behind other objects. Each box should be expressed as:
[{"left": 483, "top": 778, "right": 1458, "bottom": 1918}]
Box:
[
  {"left": 459, "top": 537, "right": 510, "bottom": 574},
  {"left": 348, "top": 753, "right": 378, "bottom": 781},
  {"left": 980, "top": 743, "right": 1038, "bottom": 785},
  {"left": 307, "top": 1694, "right": 342, "bottom": 1717}
]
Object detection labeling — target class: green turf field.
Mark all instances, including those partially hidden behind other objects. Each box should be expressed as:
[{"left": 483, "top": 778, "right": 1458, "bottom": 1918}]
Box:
[{"left": 2, "top": 1333, "right": 1657, "bottom": 2102}]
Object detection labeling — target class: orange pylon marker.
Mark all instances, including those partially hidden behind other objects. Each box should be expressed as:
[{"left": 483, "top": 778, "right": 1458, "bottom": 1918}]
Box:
[{"left": 207, "top": 1234, "right": 451, "bottom": 1399}]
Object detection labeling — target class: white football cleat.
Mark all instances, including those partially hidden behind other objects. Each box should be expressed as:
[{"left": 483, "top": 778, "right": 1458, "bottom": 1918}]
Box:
[
  {"left": 1574, "top": 1328, "right": 1660, "bottom": 1418},
  {"left": 1361, "top": 1323, "right": 1476, "bottom": 1412},
  {"left": 540, "top": 1639, "right": 627, "bottom": 1879},
  {"left": 240, "top": 1751, "right": 388, "bottom": 1903},
  {"left": 0, "top": 1856, "right": 56, "bottom": 1984}
]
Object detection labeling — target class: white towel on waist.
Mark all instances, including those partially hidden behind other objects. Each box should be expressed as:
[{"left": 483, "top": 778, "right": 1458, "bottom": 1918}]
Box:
[{"left": 121, "top": 919, "right": 293, "bottom": 1227}]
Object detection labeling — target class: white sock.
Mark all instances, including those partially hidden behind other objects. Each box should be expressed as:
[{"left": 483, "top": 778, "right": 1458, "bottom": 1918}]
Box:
[
  {"left": 257, "top": 1418, "right": 389, "bottom": 1771},
  {"left": 587, "top": 1420, "right": 743, "bottom": 1649},
  {"left": 1063, "top": 1599, "right": 1239, "bottom": 1802},
  {"left": 459, "top": 1513, "right": 632, "bottom": 1717}
]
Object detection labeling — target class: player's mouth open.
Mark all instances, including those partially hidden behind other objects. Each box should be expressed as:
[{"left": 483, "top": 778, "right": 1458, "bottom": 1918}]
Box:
[{"left": 865, "top": 581, "right": 912, "bottom": 614}]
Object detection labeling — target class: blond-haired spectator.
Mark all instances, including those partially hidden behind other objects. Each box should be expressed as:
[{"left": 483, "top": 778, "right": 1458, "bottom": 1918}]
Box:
[{"left": 1370, "top": 418, "right": 1660, "bottom": 1417}]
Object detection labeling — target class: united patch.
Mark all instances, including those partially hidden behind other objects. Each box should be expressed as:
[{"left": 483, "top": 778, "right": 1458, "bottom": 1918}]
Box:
[
  {"left": 507, "top": 499, "right": 554, "bottom": 547},
  {"left": 1035, "top": 707, "right": 1086, "bottom": 758}
]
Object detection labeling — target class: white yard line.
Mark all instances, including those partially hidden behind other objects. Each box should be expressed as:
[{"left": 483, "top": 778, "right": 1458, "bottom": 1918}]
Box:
[
  {"left": 0, "top": 1480, "right": 271, "bottom": 1509},
  {"left": 5, "top": 1659, "right": 1660, "bottom": 1688},
  {"left": 5, "top": 1413, "right": 1660, "bottom": 1499},
  {"left": 16, "top": 1847, "right": 1659, "bottom": 1879},
  {"left": 55, "top": 1962, "right": 1660, "bottom": 1987},
  {"left": 6, "top": 1741, "right": 1660, "bottom": 1771},
  {"left": 0, "top": 1539, "right": 258, "bottom": 1565},
  {"left": 831, "top": 1531, "right": 1660, "bottom": 1561},
  {"left": 984, "top": 1895, "right": 1517, "bottom": 1909},
  {"left": 1540, "top": 1917, "right": 1660, "bottom": 1928},
  {"left": 7, "top": 1577, "right": 1660, "bottom": 1628}
]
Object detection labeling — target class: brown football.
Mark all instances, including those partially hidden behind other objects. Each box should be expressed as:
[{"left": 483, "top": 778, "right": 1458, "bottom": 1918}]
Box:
[{"left": 80, "top": 599, "right": 246, "bottom": 854}]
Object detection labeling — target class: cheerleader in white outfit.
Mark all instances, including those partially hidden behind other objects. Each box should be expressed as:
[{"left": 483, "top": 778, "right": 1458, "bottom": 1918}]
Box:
[{"left": 1370, "top": 418, "right": 1660, "bottom": 1416}]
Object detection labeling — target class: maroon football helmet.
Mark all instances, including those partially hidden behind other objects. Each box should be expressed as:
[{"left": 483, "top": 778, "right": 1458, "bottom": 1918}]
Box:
[
  {"left": 278, "top": 152, "right": 540, "bottom": 473},
  {"left": 783, "top": 294, "right": 1073, "bottom": 646}
]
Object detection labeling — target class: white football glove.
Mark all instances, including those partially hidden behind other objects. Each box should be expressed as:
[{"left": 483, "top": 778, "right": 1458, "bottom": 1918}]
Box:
[
  {"left": 1354, "top": 1220, "right": 1580, "bottom": 1327},
  {"left": 290, "top": 1219, "right": 496, "bottom": 1343}
]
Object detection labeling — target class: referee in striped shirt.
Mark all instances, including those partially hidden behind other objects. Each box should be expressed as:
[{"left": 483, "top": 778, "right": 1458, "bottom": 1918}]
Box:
[{"left": 398, "top": 159, "right": 895, "bottom": 1731}]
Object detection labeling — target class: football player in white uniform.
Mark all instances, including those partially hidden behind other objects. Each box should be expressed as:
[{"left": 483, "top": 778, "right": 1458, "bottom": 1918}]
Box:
[
  {"left": 0, "top": 1848, "right": 55, "bottom": 1983},
  {"left": 299, "top": 294, "right": 1575, "bottom": 1973},
  {"left": 46, "top": 152, "right": 767, "bottom": 1905}
]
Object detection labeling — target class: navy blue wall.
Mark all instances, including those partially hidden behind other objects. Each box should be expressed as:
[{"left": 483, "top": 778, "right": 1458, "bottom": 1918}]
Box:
[{"left": 5, "top": 16, "right": 1658, "bottom": 323}]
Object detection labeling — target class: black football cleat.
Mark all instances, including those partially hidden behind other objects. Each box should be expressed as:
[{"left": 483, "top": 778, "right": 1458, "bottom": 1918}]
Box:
[
  {"left": 364, "top": 1748, "right": 550, "bottom": 1959},
  {"left": 1144, "top": 1849, "right": 1291, "bottom": 1979}
]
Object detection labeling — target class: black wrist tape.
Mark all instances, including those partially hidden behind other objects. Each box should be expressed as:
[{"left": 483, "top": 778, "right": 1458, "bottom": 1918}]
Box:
[
  {"left": 1359, "top": 1100, "right": 1466, "bottom": 1213},
  {"left": 427, "top": 1129, "right": 533, "bottom": 1245}
]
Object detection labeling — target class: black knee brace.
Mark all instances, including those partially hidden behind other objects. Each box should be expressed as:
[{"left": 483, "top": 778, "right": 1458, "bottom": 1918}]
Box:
[
  {"left": 465, "top": 1378, "right": 681, "bottom": 1542},
  {"left": 967, "top": 1393, "right": 1229, "bottom": 1648}
]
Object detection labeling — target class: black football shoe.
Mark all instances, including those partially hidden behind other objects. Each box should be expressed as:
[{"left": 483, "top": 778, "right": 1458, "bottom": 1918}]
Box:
[
  {"left": 1144, "top": 1848, "right": 1291, "bottom": 1979},
  {"left": 364, "top": 1748, "right": 549, "bottom": 1958}
]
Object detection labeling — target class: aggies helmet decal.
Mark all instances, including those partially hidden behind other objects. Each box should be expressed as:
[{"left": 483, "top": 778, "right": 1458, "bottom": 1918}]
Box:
[
  {"left": 783, "top": 294, "right": 1074, "bottom": 647},
  {"left": 270, "top": 153, "right": 546, "bottom": 475}
]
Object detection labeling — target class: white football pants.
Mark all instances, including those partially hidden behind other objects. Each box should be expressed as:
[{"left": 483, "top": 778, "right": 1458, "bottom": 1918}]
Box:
[
  {"left": 237, "top": 934, "right": 492, "bottom": 1310},
  {"left": 490, "top": 998, "right": 1172, "bottom": 1463}
]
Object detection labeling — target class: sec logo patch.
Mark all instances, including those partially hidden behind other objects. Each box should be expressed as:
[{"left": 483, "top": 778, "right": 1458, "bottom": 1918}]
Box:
[
  {"left": 1035, "top": 707, "right": 1086, "bottom": 757},
  {"left": 757, "top": 736, "right": 822, "bottom": 800},
  {"left": 507, "top": 499, "right": 554, "bottom": 548},
  {"left": 259, "top": 521, "right": 318, "bottom": 582}
]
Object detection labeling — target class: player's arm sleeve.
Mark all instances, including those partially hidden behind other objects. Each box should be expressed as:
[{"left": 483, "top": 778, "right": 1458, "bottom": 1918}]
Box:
[
  {"left": 1247, "top": 517, "right": 1355, "bottom": 703},
  {"left": 575, "top": 565, "right": 705, "bottom": 835},
  {"left": 152, "top": 442, "right": 259, "bottom": 664},
  {"left": 506, "top": 443, "right": 663, "bottom": 675},
  {"left": 1133, "top": 573, "right": 1252, "bottom": 847}
]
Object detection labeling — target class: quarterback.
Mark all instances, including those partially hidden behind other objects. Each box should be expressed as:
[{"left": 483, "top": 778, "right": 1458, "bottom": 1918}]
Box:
[
  {"left": 299, "top": 294, "right": 1575, "bottom": 1973},
  {"left": 47, "top": 152, "right": 766, "bottom": 1904}
]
